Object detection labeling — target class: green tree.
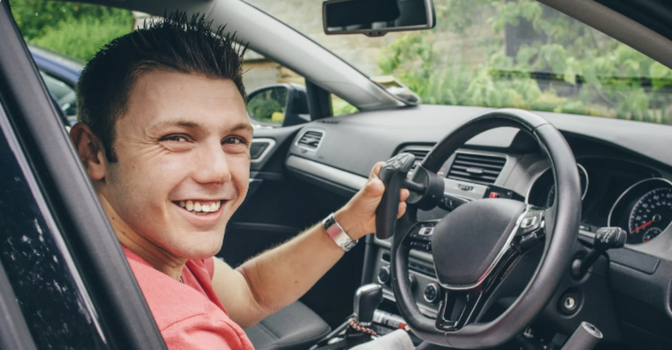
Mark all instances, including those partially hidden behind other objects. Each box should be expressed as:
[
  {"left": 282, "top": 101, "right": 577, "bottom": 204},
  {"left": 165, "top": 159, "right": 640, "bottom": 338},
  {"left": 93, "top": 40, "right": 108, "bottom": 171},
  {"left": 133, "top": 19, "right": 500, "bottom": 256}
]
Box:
[
  {"left": 10, "top": 0, "right": 134, "bottom": 61},
  {"left": 378, "top": 0, "right": 672, "bottom": 124}
]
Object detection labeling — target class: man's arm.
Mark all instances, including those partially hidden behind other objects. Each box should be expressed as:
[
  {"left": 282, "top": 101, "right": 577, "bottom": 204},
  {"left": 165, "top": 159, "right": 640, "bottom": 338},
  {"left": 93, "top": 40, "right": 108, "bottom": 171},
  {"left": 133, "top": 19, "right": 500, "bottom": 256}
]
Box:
[{"left": 211, "top": 162, "right": 409, "bottom": 328}]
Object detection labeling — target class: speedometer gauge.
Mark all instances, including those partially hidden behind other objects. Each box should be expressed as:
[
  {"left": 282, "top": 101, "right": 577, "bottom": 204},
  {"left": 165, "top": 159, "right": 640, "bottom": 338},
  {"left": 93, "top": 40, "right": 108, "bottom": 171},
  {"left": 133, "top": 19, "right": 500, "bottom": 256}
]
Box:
[
  {"left": 627, "top": 188, "right": 672, "bottom": 243},
  {"left": 608, "top": 178, "right": 672, "bottom": 244}
]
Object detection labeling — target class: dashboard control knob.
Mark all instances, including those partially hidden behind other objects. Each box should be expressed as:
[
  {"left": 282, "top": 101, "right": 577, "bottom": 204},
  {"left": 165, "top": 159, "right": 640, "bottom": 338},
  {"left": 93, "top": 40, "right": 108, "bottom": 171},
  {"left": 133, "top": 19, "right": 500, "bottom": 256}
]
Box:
[
  {"left": 424, "top": 283, "right": 440, "bottom": 303},
  {"left": 377, "top": 266, "right": 390, "bottom": 285}
]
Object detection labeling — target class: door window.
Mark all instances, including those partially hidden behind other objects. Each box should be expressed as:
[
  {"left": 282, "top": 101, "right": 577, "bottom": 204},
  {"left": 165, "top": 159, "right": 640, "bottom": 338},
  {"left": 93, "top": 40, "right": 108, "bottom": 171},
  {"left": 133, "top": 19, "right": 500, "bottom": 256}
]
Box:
[{"left": 0, "top": 105, "right": 108, "bottom": 349}]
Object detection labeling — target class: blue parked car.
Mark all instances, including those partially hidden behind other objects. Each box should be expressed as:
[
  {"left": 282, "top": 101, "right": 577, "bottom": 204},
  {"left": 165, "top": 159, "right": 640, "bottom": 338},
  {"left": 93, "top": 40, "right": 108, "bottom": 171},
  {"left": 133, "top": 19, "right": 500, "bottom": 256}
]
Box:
[{"left": 28, "top": 45, "right": 82, "bottom": 126}]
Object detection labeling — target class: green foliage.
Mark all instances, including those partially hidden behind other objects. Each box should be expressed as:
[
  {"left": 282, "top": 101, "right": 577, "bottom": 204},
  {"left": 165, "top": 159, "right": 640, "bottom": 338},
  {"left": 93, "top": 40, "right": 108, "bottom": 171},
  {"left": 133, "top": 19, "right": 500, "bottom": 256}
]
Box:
[
  {"left": 332, "top": 95, "right": 359, "bottom": 116},
  {"left": 10, "top": 0, "right": 133, "bottom": 61},
  {"left": 248, "top": 89, "right": 286, "bottom": 124},
  {"left": 378, "top": 0, "right": 672, "bottom": 125}
]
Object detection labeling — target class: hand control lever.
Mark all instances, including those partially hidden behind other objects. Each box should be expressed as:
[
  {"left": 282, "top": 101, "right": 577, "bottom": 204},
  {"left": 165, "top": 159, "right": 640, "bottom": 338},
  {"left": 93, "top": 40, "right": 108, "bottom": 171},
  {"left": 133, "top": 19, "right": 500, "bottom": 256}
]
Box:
[
  {"left": 571, "top": 227, "right": 626, "bottom": 279},
  {"left": 376, "top": 153, "right": 416, "bottom": 239},
  {"left": 353, "top": 284, "right": 383, "bottom": 326}
]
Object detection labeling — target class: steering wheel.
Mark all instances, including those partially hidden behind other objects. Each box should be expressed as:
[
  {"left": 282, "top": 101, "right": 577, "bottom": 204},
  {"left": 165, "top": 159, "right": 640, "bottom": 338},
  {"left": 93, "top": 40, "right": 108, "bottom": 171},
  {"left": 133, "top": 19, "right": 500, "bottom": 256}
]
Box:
[{"left": 375, "top": 109, "right": 582, "bottom": 349}]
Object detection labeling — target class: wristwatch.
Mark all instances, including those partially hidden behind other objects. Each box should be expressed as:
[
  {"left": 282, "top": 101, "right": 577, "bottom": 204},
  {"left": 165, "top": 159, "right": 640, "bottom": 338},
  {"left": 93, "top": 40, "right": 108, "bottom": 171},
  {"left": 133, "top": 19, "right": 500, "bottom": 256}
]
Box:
[{"left": 322, "top": 213, "right": 358, "bottom": 252}]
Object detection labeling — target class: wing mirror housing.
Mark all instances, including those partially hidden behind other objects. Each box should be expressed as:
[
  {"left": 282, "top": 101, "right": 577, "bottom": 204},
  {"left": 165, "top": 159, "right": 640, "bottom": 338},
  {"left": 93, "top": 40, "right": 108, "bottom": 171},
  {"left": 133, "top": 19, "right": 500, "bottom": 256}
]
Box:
[
  {"left": 247, "top": 84, "right": 310, "bottom": 127},
  {"left": 323, "top": 0, "right": 436, "bottom": 37}
]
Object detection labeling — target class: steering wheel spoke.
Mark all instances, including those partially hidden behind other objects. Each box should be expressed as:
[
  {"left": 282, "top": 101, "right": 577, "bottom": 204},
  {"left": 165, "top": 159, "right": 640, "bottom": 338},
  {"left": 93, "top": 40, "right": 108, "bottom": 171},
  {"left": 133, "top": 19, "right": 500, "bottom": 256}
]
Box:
[
  {"left": 401, "top": 220, "right": 440, "bottom": 252},
  {"left": 435, "top": 286, "right": 484, "bottom": 331}
]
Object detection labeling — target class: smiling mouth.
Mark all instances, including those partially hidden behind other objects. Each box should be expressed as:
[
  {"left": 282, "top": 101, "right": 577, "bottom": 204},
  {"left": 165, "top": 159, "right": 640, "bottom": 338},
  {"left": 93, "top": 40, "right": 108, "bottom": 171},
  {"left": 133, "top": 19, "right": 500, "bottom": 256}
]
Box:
[{"left": 174, "top": 200, "right": 223, "bottom": 214}]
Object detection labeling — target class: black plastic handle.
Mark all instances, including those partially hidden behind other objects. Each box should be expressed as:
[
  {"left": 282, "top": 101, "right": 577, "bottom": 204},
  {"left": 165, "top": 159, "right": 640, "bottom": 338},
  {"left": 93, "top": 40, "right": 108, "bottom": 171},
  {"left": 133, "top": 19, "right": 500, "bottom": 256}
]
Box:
[{"left": 375, "top": 153, "right": 416, "bottom": 239}]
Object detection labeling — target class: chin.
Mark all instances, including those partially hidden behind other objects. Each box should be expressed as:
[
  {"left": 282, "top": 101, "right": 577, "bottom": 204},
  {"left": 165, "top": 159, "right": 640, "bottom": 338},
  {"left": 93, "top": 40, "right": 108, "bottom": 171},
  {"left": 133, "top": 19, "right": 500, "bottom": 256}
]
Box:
[{"left": 169, "top": 230, "right": 225, "bottom": 260}]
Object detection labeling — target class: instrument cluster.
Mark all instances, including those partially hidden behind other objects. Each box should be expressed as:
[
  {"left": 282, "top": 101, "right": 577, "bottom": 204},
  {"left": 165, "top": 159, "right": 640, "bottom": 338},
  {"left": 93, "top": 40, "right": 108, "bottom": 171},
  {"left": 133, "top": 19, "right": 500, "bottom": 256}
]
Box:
[{"left": 527, "top": 162, "right": 671, "bottom": 245}]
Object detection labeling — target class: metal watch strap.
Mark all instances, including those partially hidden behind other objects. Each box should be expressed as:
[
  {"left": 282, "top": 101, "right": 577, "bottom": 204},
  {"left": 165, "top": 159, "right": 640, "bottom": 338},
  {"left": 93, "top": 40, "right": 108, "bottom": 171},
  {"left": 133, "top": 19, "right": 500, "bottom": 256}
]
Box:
[{"left": 322, "top": 213, "right": 358, "bottom": 252}]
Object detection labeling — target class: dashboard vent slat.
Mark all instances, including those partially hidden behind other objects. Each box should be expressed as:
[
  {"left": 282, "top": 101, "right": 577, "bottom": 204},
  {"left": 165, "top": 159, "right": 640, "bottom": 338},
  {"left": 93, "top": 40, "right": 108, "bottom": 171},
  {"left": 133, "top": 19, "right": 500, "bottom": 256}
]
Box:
[
  {"left": 448, "top": 153, "right": 506, "bottom": 185},
  {"left": 297, "top": 130, "right": 324, "bottom": 149},
  {"left": 398, "top": 147, "right": 433, "bottom": 176},
  {"left": 404, "top": 149, "right": 429, "bottom": 163}
]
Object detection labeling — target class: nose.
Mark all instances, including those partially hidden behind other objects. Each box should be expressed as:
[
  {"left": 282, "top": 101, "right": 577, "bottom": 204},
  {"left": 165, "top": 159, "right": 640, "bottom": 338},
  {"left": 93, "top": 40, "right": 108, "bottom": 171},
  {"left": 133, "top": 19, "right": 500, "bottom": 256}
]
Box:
[{"left": 192, "top": 140, "right": 232, "bottom": 184}]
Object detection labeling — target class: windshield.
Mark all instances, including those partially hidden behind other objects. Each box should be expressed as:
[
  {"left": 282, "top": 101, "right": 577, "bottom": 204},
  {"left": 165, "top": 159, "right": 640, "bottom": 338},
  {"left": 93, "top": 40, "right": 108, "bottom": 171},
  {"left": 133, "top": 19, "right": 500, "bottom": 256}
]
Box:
[{"left": 251, "top": 0, "right": 672, "bottom": 125}]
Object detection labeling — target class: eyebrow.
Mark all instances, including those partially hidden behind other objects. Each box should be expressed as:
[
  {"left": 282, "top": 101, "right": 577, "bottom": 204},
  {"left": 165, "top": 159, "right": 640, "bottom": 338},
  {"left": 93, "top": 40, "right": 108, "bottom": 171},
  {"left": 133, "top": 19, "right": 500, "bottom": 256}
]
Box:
[
  {"left": 148, "top": 120, "right": 207, "bottom": 133},
  {"left": 229, "top": 122, "right": 254, "bottom": 133},
  {"left": 148, "top": 120, "right": 254, "bottom": 134}
]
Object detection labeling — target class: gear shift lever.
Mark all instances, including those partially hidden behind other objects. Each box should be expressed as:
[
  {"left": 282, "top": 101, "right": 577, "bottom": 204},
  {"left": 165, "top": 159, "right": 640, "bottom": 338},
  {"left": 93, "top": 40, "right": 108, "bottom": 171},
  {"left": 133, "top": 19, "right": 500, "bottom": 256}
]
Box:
[{"left": 353, "top": 284, "right": 383, "bottom": 326}]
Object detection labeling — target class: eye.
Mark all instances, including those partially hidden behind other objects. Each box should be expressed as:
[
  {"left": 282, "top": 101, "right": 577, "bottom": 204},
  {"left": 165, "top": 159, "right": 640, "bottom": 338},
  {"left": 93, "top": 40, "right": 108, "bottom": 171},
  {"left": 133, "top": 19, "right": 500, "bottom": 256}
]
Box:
[
  {"left": 162, "top": 135, "right": 190, "bottom": 142},
  {"left": 223, "top": 136, "right": 247, "bottom": 145}
]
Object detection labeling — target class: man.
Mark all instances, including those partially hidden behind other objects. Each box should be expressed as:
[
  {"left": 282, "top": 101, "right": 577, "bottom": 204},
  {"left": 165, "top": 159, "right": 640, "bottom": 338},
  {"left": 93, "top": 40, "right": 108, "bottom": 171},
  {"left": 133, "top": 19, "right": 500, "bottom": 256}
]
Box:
[{"left": 69, "top": 13, "right": 409, "bottom": 349}]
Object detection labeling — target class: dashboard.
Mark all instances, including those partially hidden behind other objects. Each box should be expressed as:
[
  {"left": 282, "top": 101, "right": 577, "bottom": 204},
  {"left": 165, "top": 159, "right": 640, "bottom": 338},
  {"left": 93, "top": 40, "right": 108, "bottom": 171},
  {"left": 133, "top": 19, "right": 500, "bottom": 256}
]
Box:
[{"left": 281, "top": 104, "right": 672, "bottom": 346}]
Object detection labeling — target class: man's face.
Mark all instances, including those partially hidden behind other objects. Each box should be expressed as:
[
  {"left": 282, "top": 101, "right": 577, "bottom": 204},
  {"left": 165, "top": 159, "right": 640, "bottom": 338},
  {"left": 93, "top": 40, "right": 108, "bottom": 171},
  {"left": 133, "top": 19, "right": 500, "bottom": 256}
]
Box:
[{"left": 99, "top": 70, "right": 252, "bottom": 260}]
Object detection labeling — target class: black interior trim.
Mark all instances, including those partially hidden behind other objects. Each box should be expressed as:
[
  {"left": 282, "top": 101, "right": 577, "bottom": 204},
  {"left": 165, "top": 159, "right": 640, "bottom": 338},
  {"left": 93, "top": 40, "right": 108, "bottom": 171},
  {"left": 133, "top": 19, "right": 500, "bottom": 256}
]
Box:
[
  {"left": 306, "top": 79, "right": 332, "bottom": 120},
  {"left": 596, "top": 0, "right": 672, "bottom": 41}
]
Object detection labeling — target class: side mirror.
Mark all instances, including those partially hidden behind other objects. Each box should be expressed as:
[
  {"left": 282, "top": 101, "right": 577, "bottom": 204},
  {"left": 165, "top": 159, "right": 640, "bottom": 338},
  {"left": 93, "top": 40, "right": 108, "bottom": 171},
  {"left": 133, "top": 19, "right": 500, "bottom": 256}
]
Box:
[
  {"left": 247, "top": 84, "right": 310, "bottom": 127},
  {"left": 323, "top": 0, "right": 436, "bottom": 37}
]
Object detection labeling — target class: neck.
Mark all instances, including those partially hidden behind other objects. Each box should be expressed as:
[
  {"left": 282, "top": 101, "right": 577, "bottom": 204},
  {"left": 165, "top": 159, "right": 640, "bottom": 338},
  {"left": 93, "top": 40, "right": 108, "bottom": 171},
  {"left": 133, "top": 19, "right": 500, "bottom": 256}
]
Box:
[{"left": 98, "top": 193, "right": 187, "bottom": 281}]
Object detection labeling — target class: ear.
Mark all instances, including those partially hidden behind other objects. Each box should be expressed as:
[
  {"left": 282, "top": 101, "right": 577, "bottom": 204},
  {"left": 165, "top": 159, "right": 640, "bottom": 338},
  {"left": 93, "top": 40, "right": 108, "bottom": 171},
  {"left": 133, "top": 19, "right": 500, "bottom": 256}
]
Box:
[{"left": 70, "top": 123, "right": 108, "bottom": 181}]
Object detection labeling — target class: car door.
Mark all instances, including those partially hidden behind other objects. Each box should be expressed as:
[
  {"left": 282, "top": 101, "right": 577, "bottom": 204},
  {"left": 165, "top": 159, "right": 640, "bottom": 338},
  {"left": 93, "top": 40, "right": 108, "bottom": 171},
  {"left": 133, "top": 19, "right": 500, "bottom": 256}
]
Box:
[{"left": 0, "top": 2, "right": 167, "bottom": 348}]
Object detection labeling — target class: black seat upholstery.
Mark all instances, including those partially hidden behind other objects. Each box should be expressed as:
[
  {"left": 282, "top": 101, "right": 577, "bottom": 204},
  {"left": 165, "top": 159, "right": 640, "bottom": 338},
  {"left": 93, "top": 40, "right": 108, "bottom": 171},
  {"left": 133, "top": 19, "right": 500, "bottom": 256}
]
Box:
[{"left": 245, "top": 301, "right": 331, "bottom": 350}]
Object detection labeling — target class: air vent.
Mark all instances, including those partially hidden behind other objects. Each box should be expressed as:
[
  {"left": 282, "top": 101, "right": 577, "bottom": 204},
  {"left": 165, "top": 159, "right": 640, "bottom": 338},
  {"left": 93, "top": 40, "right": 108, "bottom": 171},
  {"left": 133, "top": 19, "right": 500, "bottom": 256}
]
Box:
[
  {"left": 404, "top": 149, "right": 429, "bottom": 164},
  {"left": 448, "top": 153, "right": 506, "bottom": 185},
  {"left": 399, "top": 147, "right": 431, "bottom": 175},
  {"left": 297, "top": 130, "right": 324, "bottom": 149}
]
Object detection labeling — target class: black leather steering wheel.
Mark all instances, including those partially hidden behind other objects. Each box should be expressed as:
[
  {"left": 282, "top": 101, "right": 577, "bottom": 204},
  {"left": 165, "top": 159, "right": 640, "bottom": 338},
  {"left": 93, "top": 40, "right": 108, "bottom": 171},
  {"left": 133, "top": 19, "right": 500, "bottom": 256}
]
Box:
[{"left": 375, "top": 109, "right": 582, "bottom": 349}]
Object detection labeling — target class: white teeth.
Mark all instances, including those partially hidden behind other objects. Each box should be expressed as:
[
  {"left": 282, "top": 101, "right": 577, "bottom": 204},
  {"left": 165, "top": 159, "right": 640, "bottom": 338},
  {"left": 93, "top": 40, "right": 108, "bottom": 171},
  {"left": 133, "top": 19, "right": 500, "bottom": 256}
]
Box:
[{"left": 179, "top": 200, "right": 221, "bottom": 213}]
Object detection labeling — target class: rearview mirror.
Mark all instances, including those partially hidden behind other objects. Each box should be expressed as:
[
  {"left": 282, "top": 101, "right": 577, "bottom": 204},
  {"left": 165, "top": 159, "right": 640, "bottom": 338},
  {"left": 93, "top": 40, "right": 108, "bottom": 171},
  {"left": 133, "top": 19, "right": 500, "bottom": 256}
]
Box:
[{"left": 323, "top": 0, "right": 435, "bottom": 37}]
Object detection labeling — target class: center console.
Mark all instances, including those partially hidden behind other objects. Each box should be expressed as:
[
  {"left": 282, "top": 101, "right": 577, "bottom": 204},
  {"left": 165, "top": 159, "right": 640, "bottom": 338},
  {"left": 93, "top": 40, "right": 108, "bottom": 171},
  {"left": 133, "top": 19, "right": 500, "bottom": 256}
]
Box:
[{"left": 369, "top": 227, "right": 442, "bottom": 319}]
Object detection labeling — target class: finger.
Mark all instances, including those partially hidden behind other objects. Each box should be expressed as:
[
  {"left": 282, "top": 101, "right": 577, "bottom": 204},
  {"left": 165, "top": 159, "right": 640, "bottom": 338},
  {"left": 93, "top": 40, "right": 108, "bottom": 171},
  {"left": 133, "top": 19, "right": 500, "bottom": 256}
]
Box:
[
  {"left": 399, "top": 188, "right": 410, "bottom": 202},
  {"left": 362, "top": 177, "right": 385, "bottom": 198},
  {"left": 370, "top": 162, "right": 385, "bottom": 179},
  {"left": 397, "top": 202, "right": 407, "bottom": 218}
]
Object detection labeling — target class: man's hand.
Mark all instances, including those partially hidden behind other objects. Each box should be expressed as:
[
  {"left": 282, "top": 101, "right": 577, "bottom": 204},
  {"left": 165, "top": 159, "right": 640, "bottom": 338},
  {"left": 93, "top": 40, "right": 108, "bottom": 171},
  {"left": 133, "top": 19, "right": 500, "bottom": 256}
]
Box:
[
  {"left": 218, "top": 162, "right": 409, "bottom": 325},
  {"left": 335, "top": 162, "right": 410, "bottom": 240}
]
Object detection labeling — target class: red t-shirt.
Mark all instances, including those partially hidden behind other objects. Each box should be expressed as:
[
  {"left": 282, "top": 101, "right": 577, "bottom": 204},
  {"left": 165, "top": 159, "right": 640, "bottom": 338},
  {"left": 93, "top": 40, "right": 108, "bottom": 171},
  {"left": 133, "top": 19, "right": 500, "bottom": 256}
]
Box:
[{"left": 123, "top": 246, "right": 255, "bottom": 350}]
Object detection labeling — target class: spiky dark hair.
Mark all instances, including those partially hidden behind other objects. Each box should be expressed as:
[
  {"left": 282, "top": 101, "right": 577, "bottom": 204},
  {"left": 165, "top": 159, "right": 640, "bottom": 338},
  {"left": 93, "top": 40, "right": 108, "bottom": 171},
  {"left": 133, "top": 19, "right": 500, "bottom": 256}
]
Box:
[{"left": 77, "top": 12, "right": 247, "bottom": 162}]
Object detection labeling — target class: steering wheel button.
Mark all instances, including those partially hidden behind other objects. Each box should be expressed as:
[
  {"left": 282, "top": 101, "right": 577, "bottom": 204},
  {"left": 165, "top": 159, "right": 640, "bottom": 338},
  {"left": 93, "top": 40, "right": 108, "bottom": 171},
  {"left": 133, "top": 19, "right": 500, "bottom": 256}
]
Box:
[
  {"left": 521, "top": 216, "right": 537, "bottom": 228},
  {"left": 419, "top": 227, "right": 434, "bottom": 236}
]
